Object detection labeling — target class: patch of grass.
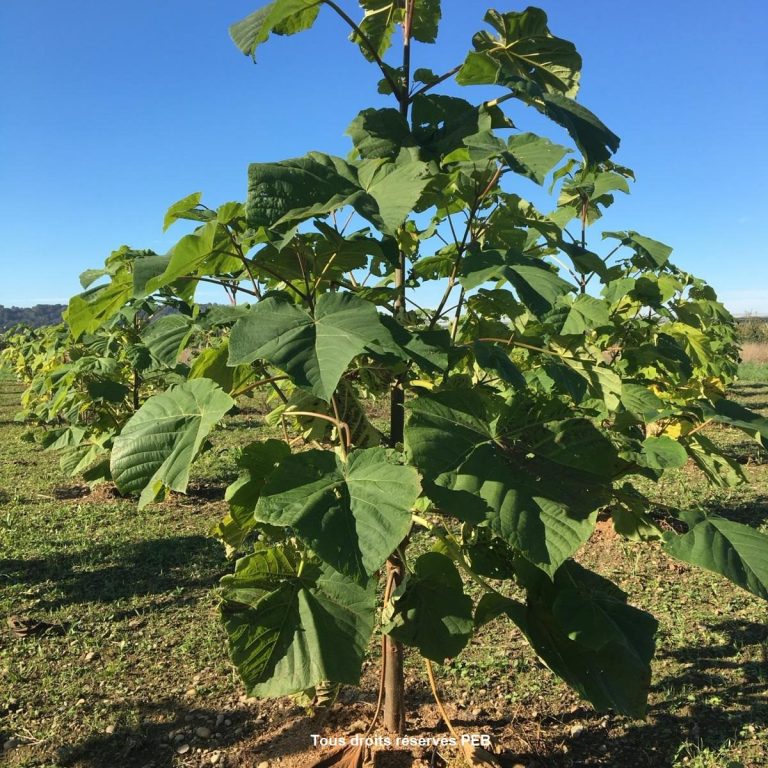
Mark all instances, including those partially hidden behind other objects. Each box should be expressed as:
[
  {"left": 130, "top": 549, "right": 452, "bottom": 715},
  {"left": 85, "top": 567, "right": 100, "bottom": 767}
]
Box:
[
  {"left": 738, "top": 360, "right": 768, "bottom": 384},
  {"left": 1, "top": 365, "right": 767, "bottom": 767}
]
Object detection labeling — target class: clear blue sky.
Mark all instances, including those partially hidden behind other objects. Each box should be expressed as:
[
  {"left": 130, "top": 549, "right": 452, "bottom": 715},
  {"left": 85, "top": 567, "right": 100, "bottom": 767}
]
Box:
[{"left": 1, "top": 1, "right": 766, "bottom": 314}]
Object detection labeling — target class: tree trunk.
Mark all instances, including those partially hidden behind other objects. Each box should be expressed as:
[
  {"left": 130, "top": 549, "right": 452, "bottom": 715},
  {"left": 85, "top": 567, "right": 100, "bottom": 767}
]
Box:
[
  {"left": 382, "top": 0, "right": 414, "bottom": 737},
  {"left": 383, "top": 553, "right": 406, "bottom": 734}
]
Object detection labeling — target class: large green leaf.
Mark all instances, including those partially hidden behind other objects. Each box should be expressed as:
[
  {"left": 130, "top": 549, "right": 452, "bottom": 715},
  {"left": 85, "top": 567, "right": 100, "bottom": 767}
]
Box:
[
  {"left": 685, "top": 432, "right": 746, "bottom": 488},
  {"left": 357, "top": 153, "right": 431, "bottom": 233},
  {"left": 347, "top": 108, "right": 413, "bottom": 160},
  {"left": 457, "top": 8, "right": 581, "bottom": 97},
  {"left": 385, "top": 552, "right": 473, "bottom": 662},
  {"left": 561, "top": 357, "right": 622, "bottom": 412},
  {"left": 215, "top": 440, "right": 293, "bottom": 549},
  {"left": 405, "top": 389, "right": 503, "bottom": 478},
  {"left": 640, "top": 436, "right": 688, "bottom": 470},
  {"left": 230, "top": 0, "right": 322, "bottom": 59},
  {"left": 620, "top": 383, "right": 665, "bottom": 424},
  {"left": 558, "top": 294, "right": 610, "bottom": 335},
  {"left": 411, "top": 94, "right": 510, "bottom": 160},
  {"left": 221, "top": 546, "right": 376, "bottom": 697},
  {"left": 141, "top": 314, "right": 196, "bottom": 368},
  {"left": 473, "top": 341, "right": 526, "bottom": 388},
  {"left": 460, "top": 131, "right": 570, "bottom": 187},
  {"left": 352, "top": 0, "right": 440, "bottom": 61},
  {"left": 66, "top": 273, "right": 134, "bottom": 339},
  {"left": 254, "top": 447, "right": 420, "bottom": 583},
  {"left": 504, "top": 132, "right": 570, "bottom": 185},
  {"left": 460, "top": 249, "right": 573, "bottom": 314},
  {"left": 476, "top": 561, "right": 657, "bottom": 717},
  {"left": 506, "top": 261, "right": 574, "bottom": 315},
  {"left": 110, "top": 379, "right": 234, "bottom": 509},
  {"left": 228, "top": 293, "right": 386, "bottom": 402},
  {"left": 368, "top": 316, "right": 451, "bottom": 374},
  {"left": 701, "top": 397, "right": 768, "bottom": 449},
  {"left": 253, "top": 227, "right": 379, "bottom": 283},
  {"left": 162, "top": 191, "right": 209, "bottom": 231},
  {"left": 406, "top": 393, "right": 609, "bottom": 575},
  {"left": 247, "top": 152, "right": 369, "bottom": 232},
  {"left": 530, "top": 90, "right": 620, "bottom": 166},
  {"left": 132, "top": 254, "right": 172, "bottom": 298},
  {"left": 247, "top": 151, "right": 429, "bottom": 237},
  {"left": 602, "top": 231, "right": 672, "bottom": 269},
  {"left": 145, "top": 222, "right": 242, "bottom": 295},
  {"left": 447, "top": 444, "right": 602, "bottom": 576},
  {"left": 189, "top": 341, "right": 257, "bottom": 397},
  {"left": 664, "top": 510, "right": 768, "bottom": 600}
]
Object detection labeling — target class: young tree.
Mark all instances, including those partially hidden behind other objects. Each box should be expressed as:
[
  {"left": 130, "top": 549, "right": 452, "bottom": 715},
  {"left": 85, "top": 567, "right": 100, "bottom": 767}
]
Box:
[{"left": 50, "top": 0, "right": 768, "bottom": 750}]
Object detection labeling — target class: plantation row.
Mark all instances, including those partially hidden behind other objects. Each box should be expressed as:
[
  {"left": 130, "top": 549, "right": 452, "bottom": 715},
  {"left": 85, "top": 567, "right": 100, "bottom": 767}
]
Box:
[{"left": 3, "top": 2, "right": 767, "bottom": 759}]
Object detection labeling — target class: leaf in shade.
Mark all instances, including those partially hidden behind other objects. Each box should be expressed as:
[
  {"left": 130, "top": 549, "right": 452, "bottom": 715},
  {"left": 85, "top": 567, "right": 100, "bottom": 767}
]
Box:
[
  {"left": 475, "top": 561, "right": 657, "bottom": 718},
  {"left": 221, "top": 547, "right": 376, "bottom": 697},
  {"left": 384, "top": 552, "right": 474, "bottom": 662}
]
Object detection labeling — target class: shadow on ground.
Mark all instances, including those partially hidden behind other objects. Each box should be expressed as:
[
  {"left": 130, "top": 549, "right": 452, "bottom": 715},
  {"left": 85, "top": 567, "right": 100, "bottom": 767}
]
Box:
[
  {"left": 546, "top": 618, "right": 768, "bottom": 767},
  {"left": 51, "top": 699, "right": 258, "bottom": 768},
  {"left": 703, "top": 495, "right": 768, "bottom": 528},
  {"left": 0, "top": 535, "right": 224, "bottom": 609}
]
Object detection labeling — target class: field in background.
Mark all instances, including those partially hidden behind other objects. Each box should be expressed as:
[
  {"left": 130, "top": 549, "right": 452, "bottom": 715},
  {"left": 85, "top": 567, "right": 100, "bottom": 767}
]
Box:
[
  {"left": 1, "top": 363, "right": 767, "bottom": 768},
  {"left": 740, "top": 343, "right": 768, "bottom": 363}
]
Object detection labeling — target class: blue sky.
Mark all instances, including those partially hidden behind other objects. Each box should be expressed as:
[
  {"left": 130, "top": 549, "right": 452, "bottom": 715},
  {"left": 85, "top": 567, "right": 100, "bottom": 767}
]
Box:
[{"left": 1, "top": 1, "right": 766, "bottom": 314}]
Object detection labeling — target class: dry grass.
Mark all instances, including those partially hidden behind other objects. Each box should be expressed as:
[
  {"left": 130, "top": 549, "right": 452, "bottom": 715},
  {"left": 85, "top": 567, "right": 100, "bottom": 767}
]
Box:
[{"left": 741, "top": 342, "right": 768, "bottom": 363}]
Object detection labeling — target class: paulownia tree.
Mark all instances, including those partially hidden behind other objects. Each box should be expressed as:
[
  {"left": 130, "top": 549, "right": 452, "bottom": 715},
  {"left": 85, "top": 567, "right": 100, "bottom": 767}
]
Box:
[{"left": 53, "top": 0, "right": 768, "bottom": 752}]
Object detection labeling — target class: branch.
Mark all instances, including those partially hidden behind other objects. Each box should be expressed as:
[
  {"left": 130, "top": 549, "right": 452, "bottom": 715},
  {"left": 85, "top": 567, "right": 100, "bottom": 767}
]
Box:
[
  {"left": 323, "top": 0, "right": 404, "bottom": 99},
  {"left": 176, "top": 275, "right": 260, "bottom": 298},
  {"left": 223, "top": 224, "right": 262, "bottom": 299},
  {"left": 251, "top": 259, "right": 310, "bottom": 302},
  {"left": 409, "top": 65, "right": 461, "bottom": 101}
]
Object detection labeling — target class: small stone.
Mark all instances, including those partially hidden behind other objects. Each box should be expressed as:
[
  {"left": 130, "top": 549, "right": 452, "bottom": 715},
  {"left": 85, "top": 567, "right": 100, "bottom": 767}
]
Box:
[
  {"left": 195, "top": 727, "right": 211, "bottom": 739},
  {"left": 569, "top": 724, "right": 586, "bottom": 737},
  {"left": 210, "top": 755, "right": 221, "bottom": 765},
  {"left": 84, "top": 651, "right": 97, "bottom": 663},
  {"left": 185, "top": 714, "right": 195, "bottom": 723},
  {"left": 224, "top": 718, "right": 232, "bottom": 726},
  {"left": 176, "top": 743, "right": 191, "bottom": 755},
  {"left": 105, "top": 725, "right": 116, "bottom": 735},
  {"left": 174, "top": 734, "right": 185, "bottom": 743},
  {"left": 215, "top": 714, "right": 225, "bottom": 728},
  {"left": 186, "top": 688, "right": 198, "bottom": 698},
  {"left": 471, "top": 707, "right": 483, "bottom": 718},
  {"left": 349, "top": 720, "right": 366, "bottom": 732},
  {"left": 76, "top": 698, "right": 86, "bottom": 707},
  {"left": 258, "top": 761, "right": 270, "bottom": 768}
]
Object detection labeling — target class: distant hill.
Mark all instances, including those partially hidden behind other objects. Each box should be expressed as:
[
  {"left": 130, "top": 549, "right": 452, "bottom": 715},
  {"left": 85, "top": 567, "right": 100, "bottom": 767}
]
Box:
[{"left": 0, "top": 304, "right": 66, "bottom": 331}]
